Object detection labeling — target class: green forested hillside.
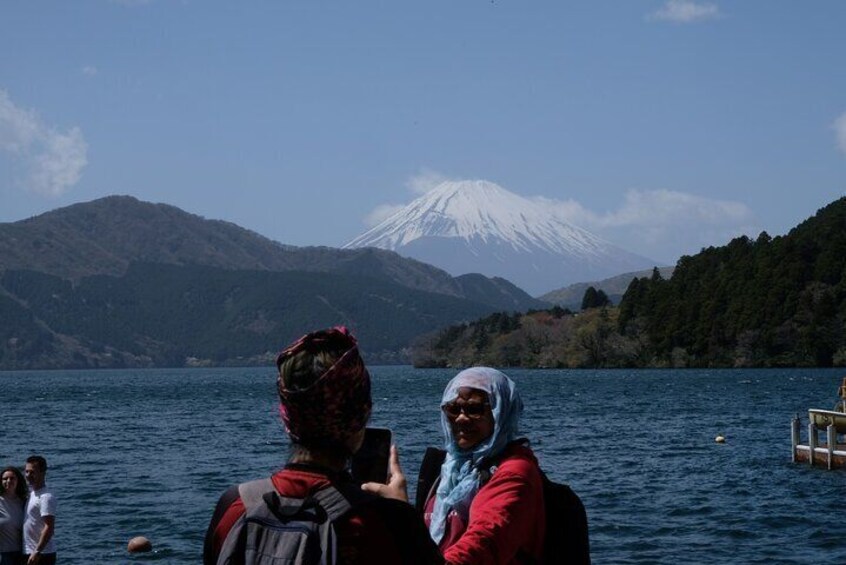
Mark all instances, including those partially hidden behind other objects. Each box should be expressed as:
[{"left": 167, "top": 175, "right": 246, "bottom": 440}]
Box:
[
  {"left": 618, "top": 198, "right": 846, "bottom": 367},
  {"left": 414, "top": 198, "right": 846, "bottom": 368},
  {"left": 0, "top": 263, "right": 498, "bottom": 369}
]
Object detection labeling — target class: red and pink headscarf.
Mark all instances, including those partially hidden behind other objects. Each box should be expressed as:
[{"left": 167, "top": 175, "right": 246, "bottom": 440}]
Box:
[{"left": 275, "top": 327, "right": 372, "bottom": 451}]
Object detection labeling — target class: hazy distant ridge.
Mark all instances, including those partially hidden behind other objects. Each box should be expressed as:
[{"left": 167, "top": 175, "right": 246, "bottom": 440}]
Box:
[{"left": 540, "top": 266, "right": 676, "bottom": 310}]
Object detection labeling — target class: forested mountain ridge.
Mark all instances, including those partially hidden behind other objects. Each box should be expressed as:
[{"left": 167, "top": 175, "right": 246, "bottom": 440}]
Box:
[
  {"left": 0, "top": 196, "right": 550, "bottom": 369},
  {"left": 0, "top": 195, "right": 544, "bottom": 311},
  {"left": 618, "top": 197, "right": 846, "bottom": 367},
  {"left": 0, "top": 263, "right": 503, "bottom": 369},
  {"left": 414, "top": 198, "right": 846, "bottom": 368}
]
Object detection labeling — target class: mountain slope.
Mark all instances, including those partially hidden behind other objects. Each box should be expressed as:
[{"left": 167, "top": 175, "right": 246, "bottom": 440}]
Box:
[
  {"left": 540, "top": 266, "right": 676, "bottom": 310},
  {"left": 0, "top": 195, "right": 544, "bottom": 312},
  {"left": 344, "top": 180, "right": 658, "bottom": 295},
  {"left": 0, "top": 263, "right": 504, "bottom": 369}
]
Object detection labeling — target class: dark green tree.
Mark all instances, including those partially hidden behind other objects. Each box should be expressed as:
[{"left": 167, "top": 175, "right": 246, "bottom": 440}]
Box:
[{"left": 581, "top": 286, "right": 611, "bottom": 310}]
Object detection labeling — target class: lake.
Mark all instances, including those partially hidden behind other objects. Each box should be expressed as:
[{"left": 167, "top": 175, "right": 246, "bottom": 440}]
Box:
[{"left": 2, "top": 366, "right": 845, "bottom": 564}]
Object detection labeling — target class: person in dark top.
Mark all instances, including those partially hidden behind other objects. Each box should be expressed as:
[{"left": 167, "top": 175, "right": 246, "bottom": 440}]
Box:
[
  {"left": 203, "top": 326, "right": 441, "bottom": 565},
  {"left": 1, "top": 466, "right": 27, "bottom": 565}
]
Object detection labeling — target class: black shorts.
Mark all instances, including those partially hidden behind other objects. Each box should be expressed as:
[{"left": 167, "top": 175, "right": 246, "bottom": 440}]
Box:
[
  {"left": 24, "top": 553, "right": 56, "bottom": 565},
  {"left": 0, "top": 550, "right": 24, "bottom": 565}
]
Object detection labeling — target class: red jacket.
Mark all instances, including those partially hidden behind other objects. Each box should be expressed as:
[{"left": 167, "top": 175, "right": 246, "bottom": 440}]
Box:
[
  {"left": 204, "top": 464, "right": 440, "bottom": 565},
  {"left": 424, "top": 444, "right": 546, "bottom": 565}
]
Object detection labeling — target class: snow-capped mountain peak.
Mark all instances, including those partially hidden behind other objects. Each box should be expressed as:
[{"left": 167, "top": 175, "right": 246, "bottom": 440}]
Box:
[
  {"left": 344, "top": 179, "right": 657, "bottom": 295},
  {"left": 346, "top": 179, "right": 606, "bottom": 255}
]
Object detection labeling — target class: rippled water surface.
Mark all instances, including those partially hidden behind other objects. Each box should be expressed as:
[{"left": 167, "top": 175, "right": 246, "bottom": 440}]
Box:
[{"left": 3, "top": 367, "right": 846, "bottom": 564}]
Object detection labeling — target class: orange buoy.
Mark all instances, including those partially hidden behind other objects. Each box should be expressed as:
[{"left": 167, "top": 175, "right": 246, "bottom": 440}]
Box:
[{"left": 127, "top": 536, "right": 152, "bottom": 553}]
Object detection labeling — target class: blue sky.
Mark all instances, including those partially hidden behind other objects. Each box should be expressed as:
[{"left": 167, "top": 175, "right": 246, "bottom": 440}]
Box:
[{"left": 2, "top": 0, "right": 845, "bottom": 265}]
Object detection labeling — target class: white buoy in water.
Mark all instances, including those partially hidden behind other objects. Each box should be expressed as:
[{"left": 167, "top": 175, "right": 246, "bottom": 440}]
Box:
[
  {"left": 715, "top": 435, "right": 726, "bottom": 443},
  {"left": 127, "top": 536, "right": 152, "bottom": 553}
]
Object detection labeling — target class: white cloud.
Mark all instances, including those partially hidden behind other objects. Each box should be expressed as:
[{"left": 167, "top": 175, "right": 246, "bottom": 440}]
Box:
[
  {"left": 405, "top": 168, "right": 449, "bottom": 194},
  {"left": 361, "top": 169, "right": 454, "bottom": 227},
  {"left": 364, "top": 203, "right": 406, "bottom": 228},
  {"left": 649, "top": 1, "right": 720, "bottom": 23},
  {"left": 0, "top": 93, "right": 40, "bottom": 153},
  {"left": 537, "top": 189, "right": 756, "bottom": 263},
  {"left": 82, "top": 66, "right": 98, "bottom": 77},
  {"left": 835, "top": 112, "right": 846, "bottom": 156},
  {"left": 29, "top": 127, "right": 88, "bottom": 196},
  {"left": 0, "top": 90, "right": 88, "bottom": 197},
  {"left": 533, "top": 196, "right": 599, "bottom": 225}
]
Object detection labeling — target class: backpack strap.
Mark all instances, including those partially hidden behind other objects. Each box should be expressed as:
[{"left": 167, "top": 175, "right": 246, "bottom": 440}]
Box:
[
  {"left": 477, "top": 438, "right": 530, "bottom": 486},
  {"left": 312, "top": 487, "right": 352, "bottom": 565},
  {"left": 416, "top": 447, "right": 446, "bottom": 513},
  {"left": 312, "top": 484, "right": 354, "bottom": 522},
  {"left": 237, "top": 478, "right": 275, "bottom": 515}
]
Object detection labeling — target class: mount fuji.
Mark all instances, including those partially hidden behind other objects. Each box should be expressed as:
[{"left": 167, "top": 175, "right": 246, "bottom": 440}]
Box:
[{"left": 344, "top": 180, "right": 659, "bottom": 295}]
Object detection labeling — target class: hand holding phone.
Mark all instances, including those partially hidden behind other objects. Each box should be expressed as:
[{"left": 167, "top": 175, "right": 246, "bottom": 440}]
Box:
[{"left": 360, "top": 443, "right": 409, "bottom": 503}]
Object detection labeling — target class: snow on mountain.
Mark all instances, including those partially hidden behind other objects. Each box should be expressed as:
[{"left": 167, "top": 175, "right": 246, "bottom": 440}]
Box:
[{"left": 344, "top": 180, "right": 659, "bottom": 295}]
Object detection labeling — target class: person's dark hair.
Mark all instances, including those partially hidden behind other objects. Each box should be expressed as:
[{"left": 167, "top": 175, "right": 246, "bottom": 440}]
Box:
[
  {"left": 278, "top": 346, "right": 348, "bottom": 393},
  {"left": 1, "top": 466, "right": 27, "bottom": 500},
  {"left": 25, "top": 455, "right": 47, "bottom": 473}
]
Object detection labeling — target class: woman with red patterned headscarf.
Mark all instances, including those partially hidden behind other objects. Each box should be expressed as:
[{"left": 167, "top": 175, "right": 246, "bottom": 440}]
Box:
[{"left": 203, "top": 327, "right": 440, "bottom": 565}]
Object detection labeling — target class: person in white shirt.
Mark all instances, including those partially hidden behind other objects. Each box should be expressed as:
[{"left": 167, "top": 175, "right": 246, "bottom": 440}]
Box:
[{"left": 23, "top": 457, "right": 55, "bottom": 565}]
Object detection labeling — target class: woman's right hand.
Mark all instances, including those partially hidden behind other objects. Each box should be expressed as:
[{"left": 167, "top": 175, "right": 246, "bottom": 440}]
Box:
[{"left": 361, "top": 444, "right": 409, "bottom": 503}]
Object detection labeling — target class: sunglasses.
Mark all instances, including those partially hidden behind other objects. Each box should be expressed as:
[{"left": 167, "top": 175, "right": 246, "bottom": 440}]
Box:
[{"left": 442, "top": 401, "right": 490, "bottom": 419}]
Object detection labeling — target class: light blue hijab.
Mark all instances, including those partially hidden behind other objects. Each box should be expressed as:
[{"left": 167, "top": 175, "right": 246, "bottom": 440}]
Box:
[{"left": 428, "top": 367, "right": 523, "bottom": 545}]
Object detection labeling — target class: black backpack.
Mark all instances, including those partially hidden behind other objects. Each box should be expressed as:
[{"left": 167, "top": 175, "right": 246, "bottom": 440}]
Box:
[
  {"left": 415, "top": 445, "right": 590, "bottom": 565},
  {"left": 215, "top": 478, "right": 354, "bottom": 565},
  {"left": 539, "top": 473, "right": 590, "bottom": 565}
]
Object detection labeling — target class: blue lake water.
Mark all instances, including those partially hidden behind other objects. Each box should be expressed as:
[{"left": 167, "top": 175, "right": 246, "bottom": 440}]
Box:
[{"left": 2, "top": 366, "right": 846, "bottom": 564}]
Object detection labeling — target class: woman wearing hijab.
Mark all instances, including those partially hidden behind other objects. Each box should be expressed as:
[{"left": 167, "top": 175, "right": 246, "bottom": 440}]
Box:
[
  {"left": 366, "top": 367, "right": 545, "bottom": 565},
  {"left": 0, "top": 466, "right": 27, "bottom": 565},
  {"left": 203, "top": 327, "right": 440, "bottom": 565}
]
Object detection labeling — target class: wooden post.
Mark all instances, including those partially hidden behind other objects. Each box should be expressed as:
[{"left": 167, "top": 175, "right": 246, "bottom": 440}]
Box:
[
  {"left": 791, "top": 416, "right": 800, "bottom": 463},
  {"left": 809, "top": 422, "right": 817, "bottom": 467},
  {"left": 828, "top": 423, "right": 836, "bottom": 470}
]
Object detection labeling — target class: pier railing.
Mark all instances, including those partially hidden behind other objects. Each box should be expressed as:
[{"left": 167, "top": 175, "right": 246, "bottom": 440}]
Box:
[{"left": 792, "top": 410, "right": 846, "bottom": 470}]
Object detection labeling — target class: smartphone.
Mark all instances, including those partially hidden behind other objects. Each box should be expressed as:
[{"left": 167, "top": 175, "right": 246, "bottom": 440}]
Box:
[{"left": 351, "top": 427, "right": 392, "bottom": 485}]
